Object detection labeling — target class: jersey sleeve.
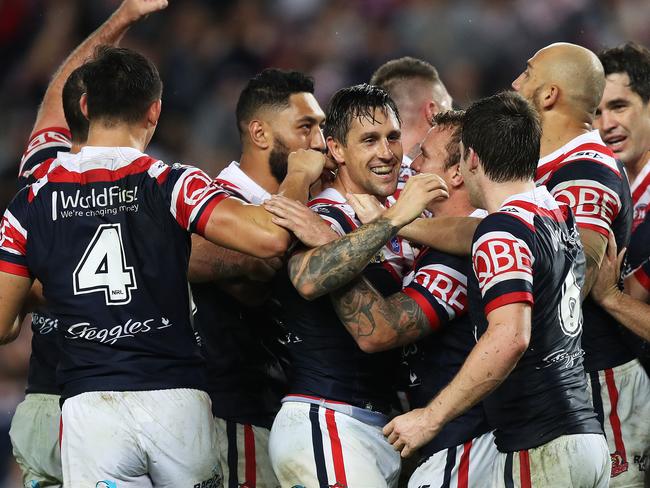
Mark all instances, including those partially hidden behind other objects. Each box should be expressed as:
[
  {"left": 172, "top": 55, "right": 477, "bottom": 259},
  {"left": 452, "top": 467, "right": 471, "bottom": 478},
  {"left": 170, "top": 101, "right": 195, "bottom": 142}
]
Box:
[
  {"left": 19, "top": 127, "right": 72, "bottom": 188},
  {"left": 545, "top": 160, "right": 622, "bottom": 237},
  {"left": 403, "top": 249, "right": 469, "bottom": 331},
  {"left": 471, "top": 214, "right": 535, "bottom": 316},
  {"left": 160, "top": 163, "right": 231, "bottom": 236},
  {"left": 0, "top": 189, "right": 31, "bottom": 278},
  {"left": 308, "top": 202, "right": 357, "bottom": 237}
]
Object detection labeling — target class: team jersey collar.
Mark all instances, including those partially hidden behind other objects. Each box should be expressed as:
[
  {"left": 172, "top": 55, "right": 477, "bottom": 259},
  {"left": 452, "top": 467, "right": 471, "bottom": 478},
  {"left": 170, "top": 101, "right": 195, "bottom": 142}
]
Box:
[
  {"left": 501, "top": 185, "right": 553, "bottom": 208},
  {"left": 217, "top": 161, "right": 271, "bottom": 205},
  {"left": 538, "top": 130, "right": 604, "bottom": 167},
  {"left": 56, "top": 146, "right": 146, "bottom": 172}
]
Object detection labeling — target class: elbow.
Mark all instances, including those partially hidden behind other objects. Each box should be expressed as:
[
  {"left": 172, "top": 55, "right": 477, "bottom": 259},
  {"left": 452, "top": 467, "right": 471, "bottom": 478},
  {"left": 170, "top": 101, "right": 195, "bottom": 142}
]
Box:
[
  {"left": 357, "top": 330, "right": 398, "bottom": 353},
  {"left": 253, "top": 232, "right": 291, "bottom": 260},
  {"left": 294, "top": 281, "right": 320, "bottom": 301},
  {"left": 512, "top": 334, "right": 530, "bottom": 358},
  {"left": 357, "top": 338, "right": 386, "bottom": 354}
]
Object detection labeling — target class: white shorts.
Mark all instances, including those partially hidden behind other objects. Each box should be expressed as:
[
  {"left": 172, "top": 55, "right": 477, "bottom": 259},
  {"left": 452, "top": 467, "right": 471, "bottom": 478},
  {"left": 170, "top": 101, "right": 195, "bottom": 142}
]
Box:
[
  {"left": 61, "top": 389, "right": 222, "bottom": 488},
  {"left": 269, "top": 401, "right": 401, "bottom": 487},
  {"left": 9, "top": 393, "right": 62, "bottom": 487},
  {"left": 587, "top": 358, "right": 650, "bottom": 487},
  {"left": 492, "top": 433, "right": 610, "bottom": 488},
  {"left": 214, "top": 417, "right": 279, "bottom": 488},
  {"left": 408, "top": 431, "right": 498, "bottom": 488}
]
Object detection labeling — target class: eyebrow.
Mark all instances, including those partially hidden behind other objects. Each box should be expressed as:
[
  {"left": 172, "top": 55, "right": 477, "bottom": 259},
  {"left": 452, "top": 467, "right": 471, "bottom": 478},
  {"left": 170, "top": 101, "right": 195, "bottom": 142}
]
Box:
[
  {"left": 297, "top": 116, "right": 322, "bottom": 125},
  {"left": 605, "top": 98, "right": 630, "bottom": 108}
]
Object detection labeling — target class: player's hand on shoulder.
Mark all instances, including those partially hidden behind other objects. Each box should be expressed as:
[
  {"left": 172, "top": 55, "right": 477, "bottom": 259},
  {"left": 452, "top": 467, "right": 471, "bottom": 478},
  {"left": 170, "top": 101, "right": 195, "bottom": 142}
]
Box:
[
  {"left": 287, "top": 149, "right": 328, "bottom": 184},
  {"left": 263, "top": 195, "right": 338, "bottom": 248},
  {"left": 384, "top": 173, "right": 448, "bottom": 228},
  {"left": 346, "top": 193, "right": 385, "bottom": 224},
  {"left": 591, "top": 231, "right": 625, "bottom": 306},
  {"left": 119, "top": 0, "right": 169, "bottom": 23}
]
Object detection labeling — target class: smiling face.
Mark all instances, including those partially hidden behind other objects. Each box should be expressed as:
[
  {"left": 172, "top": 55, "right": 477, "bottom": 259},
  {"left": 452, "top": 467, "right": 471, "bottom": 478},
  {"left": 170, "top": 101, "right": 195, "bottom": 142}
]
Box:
[
  {"left": 594, "top": 72, "right": 650, "bottom": 168},
  {"left": 333, "top": 107, "right": 403, "bottom": 198}
]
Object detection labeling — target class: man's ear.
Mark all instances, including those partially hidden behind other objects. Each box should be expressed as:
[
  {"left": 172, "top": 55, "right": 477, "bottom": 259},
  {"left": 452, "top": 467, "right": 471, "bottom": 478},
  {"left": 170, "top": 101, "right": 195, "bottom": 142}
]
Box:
[
  {"left": 448, "top": 163, "right": 464, "bottom": 188},
  {"left": 467, "top": 147, "right": 480, "bottom": 173},
  {"left": 80, "top": 93, "right": 89, "bottom": 118},
  {"left": 424, "top": 100, "right": 438, "bottom": 126},
  {"left": 327, "top": 137, "right": 346, "bottom": 166},
  {"left": 147, "top": 99, "right": 162, "bottom": 127},
  {"left": 247, "top": 119, "right": 271, "bottom": 150},
  {"left": 540, "top": 84, "right": 559, "bottom": 110}
]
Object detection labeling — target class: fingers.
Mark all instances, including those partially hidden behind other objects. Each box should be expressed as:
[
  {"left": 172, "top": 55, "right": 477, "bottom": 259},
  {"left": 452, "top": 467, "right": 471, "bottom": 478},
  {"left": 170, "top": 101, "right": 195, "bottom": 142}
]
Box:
[{"left": 382, "top": 420, "right": 394, "bottom": 437}]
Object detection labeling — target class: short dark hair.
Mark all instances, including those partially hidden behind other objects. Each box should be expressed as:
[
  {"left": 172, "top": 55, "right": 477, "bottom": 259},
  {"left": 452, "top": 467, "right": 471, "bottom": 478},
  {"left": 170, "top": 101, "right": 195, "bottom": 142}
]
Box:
[
  {"left": 62, "top": 65, "right": 89, "bottom": 143},
  {"left": 433, "top": 110, "right": 465, "bottom": 170},
  {"left": 599, "top": 42, "right": 650, "bottom": 103},
  {"left": 82, "top": 46, "right": 163, "bottom": 125},
  {"left": 370, "top": 57, "right": 441, "bottom": 92},
  {"left": 235, "top": 68, "right": 315, "bottom": 137},
  {"left": 462, "top": 92, "right": 540, "bottom": 182},
  {"left": 325, "top": 84, "right": 400, "bottom": 145}
]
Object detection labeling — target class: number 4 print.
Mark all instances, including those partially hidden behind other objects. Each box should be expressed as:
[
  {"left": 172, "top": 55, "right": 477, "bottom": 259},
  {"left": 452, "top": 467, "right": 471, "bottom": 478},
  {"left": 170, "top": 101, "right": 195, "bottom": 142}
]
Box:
[{"left": 73, "top": 224, "right": 137, "bottom": 305}]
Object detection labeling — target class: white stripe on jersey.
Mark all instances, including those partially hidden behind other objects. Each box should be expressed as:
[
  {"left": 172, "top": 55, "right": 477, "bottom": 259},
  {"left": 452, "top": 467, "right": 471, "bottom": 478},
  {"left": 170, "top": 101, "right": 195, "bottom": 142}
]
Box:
[
  {"left": 4, "top": 210, "right": 27, "bottom": 240},
  {"left": 480, "top": 271, "right": 533, "bottom": 295}
]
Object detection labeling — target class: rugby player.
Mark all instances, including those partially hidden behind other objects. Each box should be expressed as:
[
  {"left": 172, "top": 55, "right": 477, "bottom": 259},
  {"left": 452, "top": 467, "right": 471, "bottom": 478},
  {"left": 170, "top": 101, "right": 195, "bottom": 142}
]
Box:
[
  {"left": 370, "top": 57, "right": 453, "bottom": 190},
  {"left": 385, "top": 91, "right": 610, "bottom": 487},
  {"left": 8, "top": 2, "right": 168, "bottom": 486},
  {"left": 329, "top": 110, "right": 497, "bottom": 487},
  {"left": 264, "top": 84, "right": 447, "bottom": 487},
  {"left": 191, "top": 68, "right": 330, "bottom": 488},
  {"left": 512, "top": 42, "right": 650, "bottom": 486},
  {"left": 0, "top": 46, "right": 327, "bottom": 487}
]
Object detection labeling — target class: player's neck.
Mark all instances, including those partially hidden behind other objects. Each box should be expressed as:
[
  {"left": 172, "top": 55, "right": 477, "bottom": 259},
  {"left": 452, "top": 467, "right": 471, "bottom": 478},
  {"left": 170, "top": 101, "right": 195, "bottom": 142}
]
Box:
[
  {"left": 539, "top": 111, "right": 591, "bottom": 159},
  {"left": 85, "top": 123, "right": 148, "bottom": 152},
  {"left": 238, "top": 152, "right": 280, "bottom": 194},
  {"left": 482, "top": 180, "right": 536, "bottom": 214},
  {"left": 626, "top": 150, "right": 650, "bottom": 184}
]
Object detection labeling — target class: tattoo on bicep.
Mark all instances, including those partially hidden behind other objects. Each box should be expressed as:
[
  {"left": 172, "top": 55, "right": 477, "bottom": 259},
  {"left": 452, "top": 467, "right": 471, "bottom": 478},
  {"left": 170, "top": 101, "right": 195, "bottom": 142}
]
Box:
[{"left": 290, "top": 218, "right": 398, "bottom": 296}]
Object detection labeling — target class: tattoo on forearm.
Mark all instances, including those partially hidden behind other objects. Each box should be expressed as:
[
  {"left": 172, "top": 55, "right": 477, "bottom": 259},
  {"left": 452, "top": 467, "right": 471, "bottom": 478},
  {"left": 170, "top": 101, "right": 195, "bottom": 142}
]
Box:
[
  {"left": 289, "top": 218, "right": 398, "bottom": 297},
  {"left": 332, "top": 278, "right": 431, "bottom": 348}
]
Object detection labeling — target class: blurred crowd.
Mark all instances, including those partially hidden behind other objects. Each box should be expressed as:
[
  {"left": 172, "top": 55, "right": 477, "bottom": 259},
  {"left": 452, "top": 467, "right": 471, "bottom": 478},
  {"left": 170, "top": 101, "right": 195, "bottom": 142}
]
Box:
[{"left": 0, "top": 0, "right": 648, "bottom": 485}]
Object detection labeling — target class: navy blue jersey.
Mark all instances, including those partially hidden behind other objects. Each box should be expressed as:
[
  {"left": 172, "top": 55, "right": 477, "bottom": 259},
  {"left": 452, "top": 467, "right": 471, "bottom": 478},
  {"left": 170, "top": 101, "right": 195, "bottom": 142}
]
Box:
[
  {"left": 270, "top": 188, "right": 417, "bottom": 413},
  {"left": 468, "top": 186, "right": 601, "bottom": 452},
  {"left": 192, "top": 161, "right": 289, "bottom": 428},
  {"left": 0, "top": 146, "right": 229, "bottom": 399},
  {"left": 536, "top": 131, "right": 634, "bottom": 372},
  {"left": 402, "top": 246, "right": 490, "bottom": 458},
  {"left": 18, "top": 127, "right": 72, "bottom": 395}
]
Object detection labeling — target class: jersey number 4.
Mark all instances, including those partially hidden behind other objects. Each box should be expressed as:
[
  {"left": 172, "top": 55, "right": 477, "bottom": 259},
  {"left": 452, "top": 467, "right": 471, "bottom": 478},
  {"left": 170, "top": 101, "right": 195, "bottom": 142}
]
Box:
[{"left": 73, "top": 224, "right": 137, "bottom": 305}]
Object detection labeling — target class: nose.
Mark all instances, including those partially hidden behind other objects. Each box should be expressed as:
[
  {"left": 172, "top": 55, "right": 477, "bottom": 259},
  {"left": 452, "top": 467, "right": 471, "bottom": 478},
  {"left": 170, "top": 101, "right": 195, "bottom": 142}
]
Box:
[
  {"left": 311, "top": 128, "right": 326, "bottom": 152},
  {"left": 377, "top": 138, "right": 394, "bottom": 161},
  {"left": 512, "top": 74, "right": 522, "bottom": 91},
  {"left": 598, "top": 110, "right": 618, "bottom": 132}
]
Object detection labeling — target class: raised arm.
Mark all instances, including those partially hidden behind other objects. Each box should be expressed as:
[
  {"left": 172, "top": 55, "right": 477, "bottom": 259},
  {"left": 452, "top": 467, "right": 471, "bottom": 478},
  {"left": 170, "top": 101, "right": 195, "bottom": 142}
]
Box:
[
  {"left": 383, "top": 302, "right": 530, "bottom": 457},
  {"left": 32, "top": 0, "right": 168, "bottom": 134}
]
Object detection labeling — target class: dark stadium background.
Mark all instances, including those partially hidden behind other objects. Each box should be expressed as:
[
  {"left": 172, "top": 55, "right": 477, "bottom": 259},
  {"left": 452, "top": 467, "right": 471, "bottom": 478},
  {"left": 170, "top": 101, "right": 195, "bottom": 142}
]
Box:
[{"left": 0, "top": 0, "right": 647, "bottom": 485}]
